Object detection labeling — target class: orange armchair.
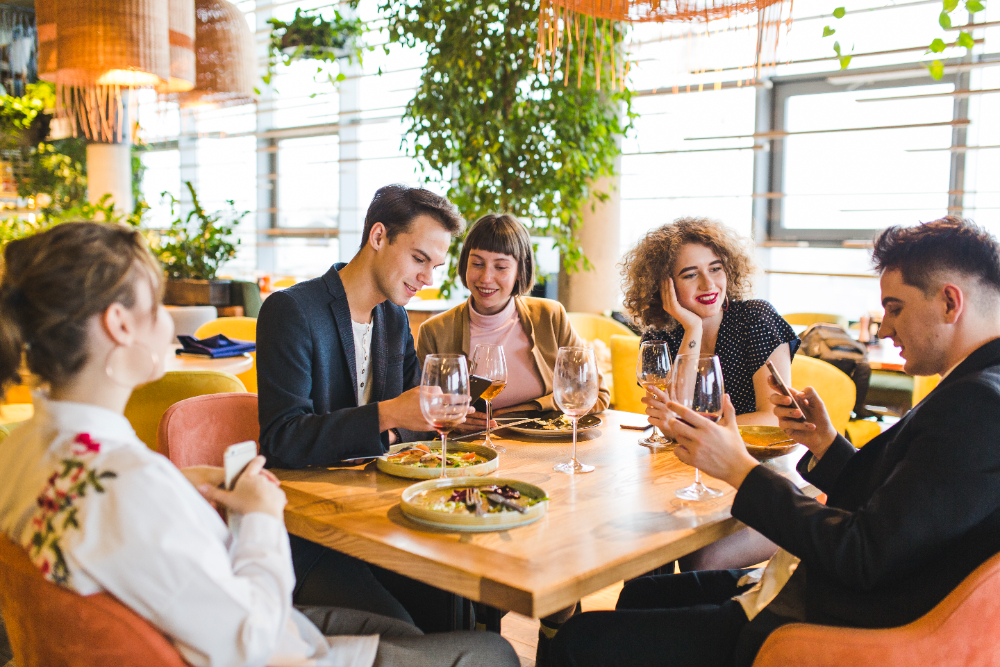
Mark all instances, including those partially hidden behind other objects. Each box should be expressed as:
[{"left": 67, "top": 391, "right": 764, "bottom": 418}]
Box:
[
  {"left": 0, "top": 537, "right": 188, "bottom": 667},
  {"left": 156, "top": 392, "right": 260, "bottom": 468},
  {"left": 753, "top": 551, "right": 1000, "bottom": 666}
]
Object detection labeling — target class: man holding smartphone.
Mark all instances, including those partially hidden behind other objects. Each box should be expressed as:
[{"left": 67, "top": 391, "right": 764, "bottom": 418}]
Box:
[
  {"left": 256, "top": 185, "right": 469, "bottom": 633},
  {"left": 550, "top": 216, "right": 1000, "bottom": 667}
]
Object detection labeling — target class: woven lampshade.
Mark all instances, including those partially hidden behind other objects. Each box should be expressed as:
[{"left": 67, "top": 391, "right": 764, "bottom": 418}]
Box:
[
  {"left": 52, "top": 0, "right": 169, "bottom": 87},
  {"left": 159, "top": 0, "right": 196, "bottom": 93},
  {"left": 174, "top": 0, "right": 256, "bottom": 108},
  {"left": 543, "top": 0, "right": 785, "bottom": 23},
  {"left": 35, "top": 0, "right": 57, "bottom": 81}
]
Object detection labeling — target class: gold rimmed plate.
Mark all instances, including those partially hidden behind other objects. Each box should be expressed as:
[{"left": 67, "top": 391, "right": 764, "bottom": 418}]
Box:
[
  {"left": 400, "top": 476, "right": 549, "bottom": 532},
  {"left": 377, "top": 441, "right": 499, "bottom": 479},
  {"left": 739, "top": 425, "right": 800, "bottom": 461}
]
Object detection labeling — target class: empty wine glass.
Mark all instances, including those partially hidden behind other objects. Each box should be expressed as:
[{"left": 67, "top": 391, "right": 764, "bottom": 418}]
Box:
[
  {"left": 636, "top": 340, "right": 673, "bottom": 451},
  {"left": 671, "top": 353, "right": 725, "bottom": 501},
  {"left": 471, "top": 344, "right": 507, "bottom": 453},
  {"left": 420, "top": 354, "right": 471, "bottom": 479},
  {"left": 553, "top": 346, "right": 599, "bottom": 474}
]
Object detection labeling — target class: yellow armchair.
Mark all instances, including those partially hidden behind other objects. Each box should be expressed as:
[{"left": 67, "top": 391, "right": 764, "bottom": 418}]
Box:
[
  {"left": 790, "top": 355, "right": 855, "bottom": 436},
  {"left": 194, "top": 317, "right": 258, "bottom": 392},
  {"left": 782, "top": 312, "right": 849, "bottom": 330},
  {"left": 610, "top": 335, "right": 644, "bottom": 414}
]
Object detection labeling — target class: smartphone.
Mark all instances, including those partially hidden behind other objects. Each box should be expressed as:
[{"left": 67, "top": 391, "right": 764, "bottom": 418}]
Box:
[
  {"left": 223, "top": 440, "right": 258, "bottom": 491},
  {"left": 469, "top": 374, "right": 493, "bottom": 413},
  {"left": 765, "top": 360, "right": 806, "bottom": 423}
]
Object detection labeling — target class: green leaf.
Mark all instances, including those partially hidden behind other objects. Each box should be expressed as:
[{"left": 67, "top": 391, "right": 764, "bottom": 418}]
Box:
[
  {"left": 833, "top": 6, "right": 847, "bottom": 18},
  {"left": 966, "top": 0, "right": 985, "bottom": 11},
  {"left": 926, "top": 60, "right": 945, "bottom": 79},
  {"left": 823, "top": 25, "right": 836, "bottom": 37},
  {"left": 958, "top": 31, "right": 975, "bottom": 48},
  {"left": 833, "top": 41, "right": 842, "bottom": 56},
  {"left": 839, "top": 55, "right": 853, "bottom": 69},
  {"left": 943, "top": 0, "right": 960, "bottom": 11},
  {"left": 939, "top": 11, "right": 952, "bottom": 29},
  {"left": 929, "top": 37, "right": 948, "bottom": 52}
]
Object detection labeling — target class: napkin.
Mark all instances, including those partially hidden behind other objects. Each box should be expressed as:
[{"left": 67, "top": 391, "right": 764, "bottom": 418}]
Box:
[{"left": 176, "top": 334, "right": 256, "bottom": 358}]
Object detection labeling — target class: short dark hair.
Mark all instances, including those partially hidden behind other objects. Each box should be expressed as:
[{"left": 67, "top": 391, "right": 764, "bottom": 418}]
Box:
[
  {"left": 872, "top": 216, "right": 1000, "bottom": 295},
  {"left": 360, "top": 185, "right": 464, "bottom": 249},
  {"left": 458, "top": 214, "right": 535, "bottom": 296}
]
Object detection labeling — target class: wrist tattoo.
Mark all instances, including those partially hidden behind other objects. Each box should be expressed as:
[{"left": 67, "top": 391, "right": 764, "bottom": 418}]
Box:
[{"left": 688, "top": 340, "right": 697, "bottom": 349}]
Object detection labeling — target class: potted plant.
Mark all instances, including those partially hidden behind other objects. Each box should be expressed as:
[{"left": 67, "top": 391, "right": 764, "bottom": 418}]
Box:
[
  {"left": 152, "top": 181, "right": 246, "bottom": 307},
  {"left": 264, "top": 8, "right": 365, "bottom": 87}
]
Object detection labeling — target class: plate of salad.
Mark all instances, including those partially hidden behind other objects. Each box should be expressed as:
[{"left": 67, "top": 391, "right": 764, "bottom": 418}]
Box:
[
  {"left": 376, "top": 441, "right": 499, "bottom": 479},
  {"left": 400, "top": 476, "right": 549, "bottom": 531}
]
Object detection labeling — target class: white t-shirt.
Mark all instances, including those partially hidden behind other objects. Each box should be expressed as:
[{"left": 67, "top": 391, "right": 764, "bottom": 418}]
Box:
[{"left": 353, "top": 320, "right": 374, "bottom": 406}]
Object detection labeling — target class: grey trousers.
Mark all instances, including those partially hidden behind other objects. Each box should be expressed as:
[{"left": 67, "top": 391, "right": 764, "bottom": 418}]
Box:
[{"left": 297, "top": 605, "right": 520, "bottom": 667}]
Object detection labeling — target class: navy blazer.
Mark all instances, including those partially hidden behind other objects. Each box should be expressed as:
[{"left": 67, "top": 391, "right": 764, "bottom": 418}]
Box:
[
  {"left": 733, "top": 337, "right": 1000, "bottom": 639},
  {"left": 256, "top": 263, "right": 422, "bottom": 468}
]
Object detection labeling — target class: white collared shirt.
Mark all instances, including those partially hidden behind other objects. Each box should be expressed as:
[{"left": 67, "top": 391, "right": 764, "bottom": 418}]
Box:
[{"left": 0, "top": 397, "right": 378, "bottom": 667}]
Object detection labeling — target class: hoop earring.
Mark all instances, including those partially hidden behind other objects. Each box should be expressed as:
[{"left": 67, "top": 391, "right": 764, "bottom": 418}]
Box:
[
  {"left": 722, "top": 295, "right": 730, "bottom": 312},
  {"left": 105, "top": 343, "right": 160, "bottom": 388}
]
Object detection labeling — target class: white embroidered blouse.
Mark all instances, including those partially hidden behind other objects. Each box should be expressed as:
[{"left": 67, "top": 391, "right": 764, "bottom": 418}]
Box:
[{"left": 0, "top": 398, "right": 378, "bottom": 667}]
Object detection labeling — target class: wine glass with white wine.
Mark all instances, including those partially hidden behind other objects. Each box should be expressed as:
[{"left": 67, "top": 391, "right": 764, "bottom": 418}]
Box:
[
  {"left": 419, "top": 354, "right": 471, "bottom": 479},
  {"left": 636, "top": 340, "right": 673, "bottom": 451},
  {"left": 553, "top": 346, "right": 599, "bottom": 474},
  {"left": 471, "top": 344, "right": 507, "bottom": 453}
]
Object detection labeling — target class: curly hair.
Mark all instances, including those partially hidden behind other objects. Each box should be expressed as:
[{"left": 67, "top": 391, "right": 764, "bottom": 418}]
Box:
[{"left": 620, "top": 217, "right": 757, "bottom": 331}]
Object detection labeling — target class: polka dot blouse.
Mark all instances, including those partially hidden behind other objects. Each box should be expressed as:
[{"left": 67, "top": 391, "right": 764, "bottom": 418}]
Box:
[{"left": 641, "top": 300, "right": 801, "bottom": 416}]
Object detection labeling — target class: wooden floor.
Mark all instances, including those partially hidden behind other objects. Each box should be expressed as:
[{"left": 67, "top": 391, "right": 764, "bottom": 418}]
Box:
[{"left": 501, "top": 581, "right": 625, "bottom": 667}]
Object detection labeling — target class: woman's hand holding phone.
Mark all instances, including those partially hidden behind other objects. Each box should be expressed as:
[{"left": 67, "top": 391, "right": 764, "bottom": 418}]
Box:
[{"left": 198, "top": 456, "right": 287, "bottom": 519}]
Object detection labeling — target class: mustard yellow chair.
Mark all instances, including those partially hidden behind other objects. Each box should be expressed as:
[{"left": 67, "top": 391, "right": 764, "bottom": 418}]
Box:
[
  {"left": 414, "top": 287, "right": 442, "bottom": 300},
  {"left": 0, "top": 424, "right": 10, "bottom": 444},
  {"left": 782, "top": 312, "right": 850, "bottom": 330},
  {"left": 124, "top": 371, "right": 247, "bottom": 449},
  {"left": 790, "top": 355, "right": 855, "bottom": 436},
  {"left": 272, "top": 277, "right": 298, "bottom": 289},
  {"left": 194, "top": 317, "right": 258, "bottom": 392},
  {"left": 845, "top": 419, "right": 881, "bottom": 448},
  {"left": 913, "top": 374, "right": 941, "bottom": 406},
  {"left": 610, "top": 334, "right": 645, "bottom": 414},
  {"left": 568, "top": 313, "right": 637, "bottom": 406}
]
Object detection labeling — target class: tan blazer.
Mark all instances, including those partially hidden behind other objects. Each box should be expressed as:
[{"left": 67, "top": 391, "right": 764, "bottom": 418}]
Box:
[{"left": 416, "top": 296, "right": 610, "bottom": 414}]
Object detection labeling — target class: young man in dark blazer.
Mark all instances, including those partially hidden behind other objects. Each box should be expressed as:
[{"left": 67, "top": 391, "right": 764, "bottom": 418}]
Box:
[
  {"left": 551, "top": 216, "right": 1000, "bottom": 667},
  {"left": 256, "top": 185, "right": 471, "bottom": 633}
]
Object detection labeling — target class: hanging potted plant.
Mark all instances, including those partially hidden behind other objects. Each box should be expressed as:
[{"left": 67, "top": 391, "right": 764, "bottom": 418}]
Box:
[
  {"left": 264, "top": 8, "right": 365, "bottom": 87},
  {"left": 152, "top": 181, "right": 247, "bottom": 307}
]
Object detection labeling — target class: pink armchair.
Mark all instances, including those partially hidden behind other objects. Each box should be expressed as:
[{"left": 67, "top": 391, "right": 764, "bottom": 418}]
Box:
[{"left": 156, "top": 392, "right": 259, "bottom": 468}]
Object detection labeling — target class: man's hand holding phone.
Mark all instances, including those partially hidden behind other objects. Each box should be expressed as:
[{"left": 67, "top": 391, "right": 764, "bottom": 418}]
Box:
[{"left": 766, "top": 373, "right": 839, "bottom": 460}]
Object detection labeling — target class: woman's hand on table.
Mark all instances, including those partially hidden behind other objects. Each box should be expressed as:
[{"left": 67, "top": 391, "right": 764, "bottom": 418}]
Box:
[
  {"left": 661, "top": 277, "right": 703, "bottom": 334},
  {"left": 667, "top": 395, "right": 759, "bottom": 489},
  {"left": 198, "top": 456, "right": 287, "bottom": 519},
  {"left": 767, "top": 376, "right": 838, "bottom": 460}
]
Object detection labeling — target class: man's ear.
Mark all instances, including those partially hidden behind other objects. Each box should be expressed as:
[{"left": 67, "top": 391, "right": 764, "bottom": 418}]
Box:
[
  {"left": 368, "top": 222, "right": 387, "bottom": 252},
  {"left": 101, "top": 303, "right": 134, "bottom": 347},
  {"left": 940, "top": 283, "right": 964, "bottom": 324}
]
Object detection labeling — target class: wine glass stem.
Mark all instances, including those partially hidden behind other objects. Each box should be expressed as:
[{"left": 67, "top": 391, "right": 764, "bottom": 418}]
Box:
[
  {"left": 440, "top": 431, "right": 448, "bottom": 479},
  {"left": 485, "top": 399, "right": 492, "bottom": 443},
  {"left": 694, "top": 467, "right": 702, "bottom": 486},
  {"left": 571, "top": 417, "right": 579, "bottom": 463}
]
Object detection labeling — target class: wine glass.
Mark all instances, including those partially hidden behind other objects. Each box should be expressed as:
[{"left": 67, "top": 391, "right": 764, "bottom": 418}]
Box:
[
  {"left": 636, "top": 340, "right": 673, "bottom": 450},
  {"left": 471, "top": 344, "right": 507, "bottom": 453},
  {"left": 553, "top": 346, "right": 599, "bottom": 474},
  {"left": 671, "top": 353, "right": 725, "bottom": 501},
  {"left": 420, "top": 354, "right": 471, "bottom": 479}
]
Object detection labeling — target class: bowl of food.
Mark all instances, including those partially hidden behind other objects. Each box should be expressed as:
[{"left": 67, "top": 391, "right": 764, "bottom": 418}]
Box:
[
  {"left": 400, "top": 476, "right": 549, "bottom": 531},
  {"left": 739, "top": 425, "right": 799, "bottom": 461},
  {"left": 377, "top": 441, "right": 498, "bottom": 479}
]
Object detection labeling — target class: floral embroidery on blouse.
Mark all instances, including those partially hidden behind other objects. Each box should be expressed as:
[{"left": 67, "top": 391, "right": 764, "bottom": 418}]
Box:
[{"left": 27, "top": 433, "right": 117, "bottom": 585}]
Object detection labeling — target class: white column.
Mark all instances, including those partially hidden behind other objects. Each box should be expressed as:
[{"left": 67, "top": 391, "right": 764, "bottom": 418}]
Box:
[
  {"left": 338, "top": 57, "right": 363, "bottom": 261},
  {"left": 86, "top": 142, "right": 133, "bottom": 214},
  {"left": 558, "top": 168, "right": 622, "bottom": 313}
]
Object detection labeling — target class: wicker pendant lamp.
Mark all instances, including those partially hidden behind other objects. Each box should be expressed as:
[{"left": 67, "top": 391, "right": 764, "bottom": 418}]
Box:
[
  {"left": 173, "top": 0, "right": 256, "bottom": 108},
  {"left": 35, "top": 0, "right": 56, "bottom": 81},
  {"left": 159, "top": 0, "right": 196, "bottom": 93}
]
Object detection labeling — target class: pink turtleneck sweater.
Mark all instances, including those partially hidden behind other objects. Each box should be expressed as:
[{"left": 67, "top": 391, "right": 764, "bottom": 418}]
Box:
[{"left": 468, "top": 297, "right": 546, "bottom": 409}]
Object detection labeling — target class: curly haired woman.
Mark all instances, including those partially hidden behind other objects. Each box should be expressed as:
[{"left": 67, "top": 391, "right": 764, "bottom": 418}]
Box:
[{"left": 621, "top": 217, "right": 799, "bottom": 570}]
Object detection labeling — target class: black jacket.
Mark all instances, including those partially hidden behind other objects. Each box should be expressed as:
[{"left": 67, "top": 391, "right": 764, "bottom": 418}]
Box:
[
  {"left": 256, "top": 263, "right": 421, "bottom": 468},
  {"left": 734, "top": 337, "right": 1000, "bottom": 629}
]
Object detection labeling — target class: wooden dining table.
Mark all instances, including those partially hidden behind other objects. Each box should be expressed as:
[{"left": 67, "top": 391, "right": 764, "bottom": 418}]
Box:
[{"left": 275, "top": 410, "right": 815, "bottom": 619}]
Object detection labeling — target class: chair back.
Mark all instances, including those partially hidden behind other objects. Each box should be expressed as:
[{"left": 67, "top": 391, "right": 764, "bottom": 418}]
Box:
[
  {"left": 194, "top": 317, "right": 258, "bottom": 392},
  {"left": 0, "top": 537, "right": 188, "bottom": 667},
  {"left": 272, "top": 277, "right": 297, "bottom": 289},
  {"left": 791, "top": 355, "right": 855, "bottom": 436},
  {"left": 125, "top": 371, "right": 247, "bottom": 449},
  {"left": 913, "top": 374, "right": 941, "bottom": 406},
  {"left": 566, "top": 312, "right": 636, "bottom": 346},
  {"left": 157, "top": 392, "right": 259, "bottom": 467},
  {"left": 782, "top": 312, "right": 849, "bottom": 330},
  {"left": 610, "top": 335, "right": 644, "bottom": 414},
  {"left": 753, "top": 550, "right": 1000, "bottom": 667}
]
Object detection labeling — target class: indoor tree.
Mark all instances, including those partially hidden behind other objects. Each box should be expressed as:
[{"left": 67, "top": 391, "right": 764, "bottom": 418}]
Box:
[{"left": 381, "top": 0, "right": 633, "bottom": 295}]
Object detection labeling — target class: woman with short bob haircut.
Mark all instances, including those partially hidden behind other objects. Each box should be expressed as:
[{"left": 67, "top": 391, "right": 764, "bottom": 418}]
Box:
[
  {"left": 0, "top": 222, "right": 516, "bottom": 667},
  {"left": 417, "top": 213, "right": 610, "bottom": 421}
]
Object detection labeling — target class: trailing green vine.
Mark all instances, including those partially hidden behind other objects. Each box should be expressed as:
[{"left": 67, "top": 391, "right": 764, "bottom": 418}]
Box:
[
  {"left": 262, "top": 7, "right": 366, "bottom": 91},
  {"left": 381, "top": 0, "right": 633, "bottom": 297}
]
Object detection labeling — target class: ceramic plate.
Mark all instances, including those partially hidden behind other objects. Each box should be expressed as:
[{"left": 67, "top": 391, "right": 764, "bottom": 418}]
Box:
[
  {"left": 377, "top": 441, "right": 499, "bottom": 479},
  {"left": 506, "top": 413, "right": 603, "bottom": 437},
  {"left": 400, "top": 476, "right": 548, "bottom": 532},
  {"left": 739, "top": 425, "right": 800, "bottom": 461}
]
